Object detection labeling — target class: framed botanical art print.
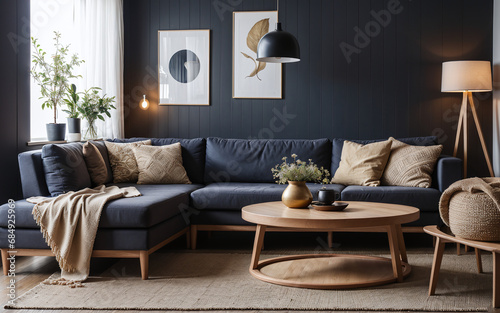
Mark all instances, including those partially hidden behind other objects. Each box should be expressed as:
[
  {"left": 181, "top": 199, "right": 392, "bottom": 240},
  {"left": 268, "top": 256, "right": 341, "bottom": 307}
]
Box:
[
  {"left": 233, "top": 11, "right": 282, "bottom": 99},
  {"left": 158, "top": 30, "right": 210, "bottom": 105}
]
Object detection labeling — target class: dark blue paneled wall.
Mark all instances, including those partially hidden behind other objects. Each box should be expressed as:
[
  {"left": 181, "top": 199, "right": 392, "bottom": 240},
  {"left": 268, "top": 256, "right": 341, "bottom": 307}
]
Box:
[{"left": 123, "top": 0, "right": 493, "bottom": 176}]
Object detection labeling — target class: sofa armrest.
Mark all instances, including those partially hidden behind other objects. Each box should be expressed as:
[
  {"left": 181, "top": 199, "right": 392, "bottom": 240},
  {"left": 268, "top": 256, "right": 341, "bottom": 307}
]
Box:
[{"left": 435, "top": 155, "right": 462, "bottom": 193}]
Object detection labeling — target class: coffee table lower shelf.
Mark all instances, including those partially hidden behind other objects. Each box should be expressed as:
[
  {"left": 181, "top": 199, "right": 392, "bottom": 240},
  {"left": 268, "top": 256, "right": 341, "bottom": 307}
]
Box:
[{"left": 250, "top": 254, "right": 412, "bottom": 289}]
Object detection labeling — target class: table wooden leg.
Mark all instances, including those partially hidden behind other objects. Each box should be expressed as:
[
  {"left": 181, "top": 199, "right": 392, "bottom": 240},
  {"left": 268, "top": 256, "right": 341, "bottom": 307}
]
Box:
[
  {"left": 494, "top": 252, "right": 499, "bottom": 308},
  {"left": 387, "top": 224, "right": 403, "bottom": 282},
  {"left": 1, "top": 249, "right": 8, "bottom": 276},
  {"left": 429, "top": 236, "right": 445, "bottom": 296},
  {"left": 475, "top": 248, "right": 483, "bottom": 274},
  {"left": 250, "top": 225, "right": 267, "bottom": 270},
  {"left": 457, "top": 243, "right": 461, "bottom": 255},
  {"left": 395, "top": 224, "right": 408, "bottom": 263},
  {"left": 327, "top": 231, "right": 333, "bottom": 248}
]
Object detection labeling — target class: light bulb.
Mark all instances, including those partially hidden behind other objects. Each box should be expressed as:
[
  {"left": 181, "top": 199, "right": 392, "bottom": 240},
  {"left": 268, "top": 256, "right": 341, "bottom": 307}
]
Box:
[{"left": 140, "top": 95, "right": 150, "bottom": 110}]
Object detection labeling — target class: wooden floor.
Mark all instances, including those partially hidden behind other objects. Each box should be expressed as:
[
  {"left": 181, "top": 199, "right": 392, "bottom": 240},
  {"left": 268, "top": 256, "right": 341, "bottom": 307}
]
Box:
[{"left": 1, "top": 231, "right": 498, "bottom": 313}]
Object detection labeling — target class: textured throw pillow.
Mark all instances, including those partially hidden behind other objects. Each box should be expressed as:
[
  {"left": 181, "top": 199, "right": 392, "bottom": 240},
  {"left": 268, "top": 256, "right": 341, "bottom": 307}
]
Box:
[
  {"left": 82, "top": 141, "right": 109, "bottom": 186},
  {"left": 133, "top": 143, "right": 191, "bottom": 184},
  {"left": 331, "top": 140, "right": 392, "bottom": 187},
  {"left": 381, "top": 137, "right": 443, "bottom": 188},
  {"left": 89, "top": 140, "right": 113, "bottom": 183},
  {"left": 105, "top": 140, "right": 152, "bottom": 183}
]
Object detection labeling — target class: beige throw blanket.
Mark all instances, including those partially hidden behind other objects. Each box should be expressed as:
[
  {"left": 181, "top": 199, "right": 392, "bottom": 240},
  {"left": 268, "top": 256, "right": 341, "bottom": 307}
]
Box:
[
  {"left": 27, "top": 185, "right": 141, "bottom": 287},
  {"left": 439, "top": 177, "right": 500, "bottom": 226}
]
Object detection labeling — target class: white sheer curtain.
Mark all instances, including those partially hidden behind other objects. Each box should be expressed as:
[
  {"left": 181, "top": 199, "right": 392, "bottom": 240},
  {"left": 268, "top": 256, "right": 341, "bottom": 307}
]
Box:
[{"left": 75, "top": 0, "right": 124, "bottom": 139}]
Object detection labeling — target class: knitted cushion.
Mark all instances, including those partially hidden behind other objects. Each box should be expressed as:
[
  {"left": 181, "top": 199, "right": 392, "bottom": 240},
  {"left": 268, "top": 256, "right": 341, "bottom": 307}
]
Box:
[
  {"left": 133, "top": 143, "right": 191, "bottom": 185},
  {"left": 105, "top": 140, "right": 152, "bottom": 183},
  {"left": 381, "top": 137, "right": 443, "bottom": 188},
  {"left": 448, "top": 191, "right": 500, "bottom": 241}
]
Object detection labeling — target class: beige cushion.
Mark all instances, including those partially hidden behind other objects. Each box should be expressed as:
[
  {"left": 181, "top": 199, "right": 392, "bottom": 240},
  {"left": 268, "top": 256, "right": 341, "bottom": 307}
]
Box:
[
  {"left": 104, "top": 140, "right": 152, "bottom": 183},
  {"left": 331, "top": 140, "right": 392, "bottom": 187},
  {"left": 82, "top": 141, "right": 109, "bottom": 186},
  {"left": 381, "top": 137, "right": 443, "bottom": 188},
  {"left": 132, "top": 143, "right": 191, "bottom": 185}
]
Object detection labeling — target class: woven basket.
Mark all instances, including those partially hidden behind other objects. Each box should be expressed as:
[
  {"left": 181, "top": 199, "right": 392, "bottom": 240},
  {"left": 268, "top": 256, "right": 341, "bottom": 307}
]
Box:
[{"left": 448, "top": 191, "right": 500, "bottom": 241}]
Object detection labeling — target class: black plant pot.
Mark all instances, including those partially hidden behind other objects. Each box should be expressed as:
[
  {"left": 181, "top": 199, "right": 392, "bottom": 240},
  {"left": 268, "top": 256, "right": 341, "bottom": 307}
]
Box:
[
  {"left": 67, "top": 118, "right": 81, "bottom": 133},
  {"left": 46, "top": 123, "right": 66, "bottom": 141}
]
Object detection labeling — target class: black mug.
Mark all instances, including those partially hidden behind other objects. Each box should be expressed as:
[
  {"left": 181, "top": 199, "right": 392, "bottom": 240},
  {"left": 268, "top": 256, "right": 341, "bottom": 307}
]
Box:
[{"left": 317, "top": 189, "right": 340, "bottom": 205}]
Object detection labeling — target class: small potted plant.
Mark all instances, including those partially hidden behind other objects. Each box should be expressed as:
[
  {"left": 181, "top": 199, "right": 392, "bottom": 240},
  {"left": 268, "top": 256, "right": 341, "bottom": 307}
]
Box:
[
  {"left": 62, "top": 84, "right": 82, "bottom": 142},
  {"left": 31, "top": 32, "right": 84, "bottom": 141},
  {"left": 272, "top": 154, "right": 330, "bottom": 208},
  {"left": 78, "top": 87, "right": 116, "bottom": 139}
]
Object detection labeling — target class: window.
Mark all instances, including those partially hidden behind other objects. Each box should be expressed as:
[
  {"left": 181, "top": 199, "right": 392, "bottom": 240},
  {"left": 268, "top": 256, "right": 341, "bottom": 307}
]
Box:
[
  {"left": 30, "top": 0, "right": 124, "bottom": 141},
  {"left": 30, "top": 0, "right": 81, "bottom": 141}
]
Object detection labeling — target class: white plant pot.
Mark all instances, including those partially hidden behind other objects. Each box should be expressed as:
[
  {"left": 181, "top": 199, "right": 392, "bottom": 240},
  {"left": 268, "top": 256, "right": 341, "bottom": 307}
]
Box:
[{"left": 67, "top": 133, "right": 81, "bottom": 142}]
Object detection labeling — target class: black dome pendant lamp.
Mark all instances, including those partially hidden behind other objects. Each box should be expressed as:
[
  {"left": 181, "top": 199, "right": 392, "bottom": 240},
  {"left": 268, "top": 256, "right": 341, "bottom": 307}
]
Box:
[{"left": 256, "top": 0, "right": 300, "bottom": 63}]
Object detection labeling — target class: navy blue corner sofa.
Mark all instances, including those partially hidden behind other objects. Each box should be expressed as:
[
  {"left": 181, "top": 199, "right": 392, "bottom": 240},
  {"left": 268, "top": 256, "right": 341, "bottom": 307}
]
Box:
[{"left": 0, "top": 136, "right": 462, "bottom": 279}]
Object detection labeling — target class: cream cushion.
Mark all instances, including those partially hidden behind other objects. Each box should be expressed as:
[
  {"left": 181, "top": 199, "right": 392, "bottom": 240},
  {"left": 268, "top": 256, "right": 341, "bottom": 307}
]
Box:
[
  {"left": 331, "top": 140, "right": 392, "bottom": 187},
  {"left": 133, "top": 143, "right": 191, "bottom": 184},
  {"left": 381, "top": 137, "right": 442, "bottom": 188},
  {"left": 104, "top": 140, "right": 152, "bottom": 183}
]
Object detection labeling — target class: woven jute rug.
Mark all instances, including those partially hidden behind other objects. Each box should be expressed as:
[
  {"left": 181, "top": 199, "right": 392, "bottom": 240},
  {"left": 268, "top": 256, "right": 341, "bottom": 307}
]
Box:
[{"left": 5, "top": 251, "right": 493, "bottom": 311}]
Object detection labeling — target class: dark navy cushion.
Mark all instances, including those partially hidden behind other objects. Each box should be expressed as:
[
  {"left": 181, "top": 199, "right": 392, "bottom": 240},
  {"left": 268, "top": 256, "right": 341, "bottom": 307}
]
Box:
[
  {"left": 191, "top": 210, "right": 253, "bottom": 226},
  {"left": 108, "top": 137, "right": 206, "bottom": 184},
  {"left": 190, "top": 182, "right": 345, "bottom": 210},
  {"left": 205, "top": 138, "right": 332, "bottom": 183},
  {"left": 331, "top": 136, "right": 438, "bottom": 175},
  {"left": 18, "top": 150, "right": 50, "bottom": 198},
  {"left": 0, "top": 215, "right": 188, "bottom": 250},
  {"left": 340, "top": 185, "right": 441, "bottom": 212},
  {"left": 42, "top": 142, "right": 91, "bottom": 196},
  {"left": 434, "top": 155, "right": 462, "bottom": 192},
  {"left": 0, "top": 184, "right": 203, "bottom": 229}
]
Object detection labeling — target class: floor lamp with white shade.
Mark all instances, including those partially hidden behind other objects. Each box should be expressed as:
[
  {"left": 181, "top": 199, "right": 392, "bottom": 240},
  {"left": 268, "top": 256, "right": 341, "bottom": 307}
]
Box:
[{"left": 441, "top": 60, "right": 494, "bottom": 178}]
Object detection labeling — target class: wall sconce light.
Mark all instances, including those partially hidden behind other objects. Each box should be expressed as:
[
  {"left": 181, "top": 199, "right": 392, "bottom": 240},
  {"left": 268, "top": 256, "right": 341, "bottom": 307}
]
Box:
[{"left": 140, "top": 95, "right": 150, "bottom": 110}]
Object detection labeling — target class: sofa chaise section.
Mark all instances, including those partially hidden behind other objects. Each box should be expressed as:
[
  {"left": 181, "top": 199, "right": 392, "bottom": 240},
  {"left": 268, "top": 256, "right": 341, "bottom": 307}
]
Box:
[{"left": 0, "top": 138, "right": 206, "bottom": 279}]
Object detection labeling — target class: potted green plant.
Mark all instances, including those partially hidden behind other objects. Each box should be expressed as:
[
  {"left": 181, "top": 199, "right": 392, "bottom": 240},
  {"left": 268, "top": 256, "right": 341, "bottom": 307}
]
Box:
[
  {"left": 31, "top": 32, "right": 84, "bottom": 141},
  {"left": 78, "top": 87, "right": 116, "bottom": 139},
  {"left": 271, "top": 154, "right": 330, "bottom": 208},
  {"left": 62, "top": 84, "right": 82, "bottom": 142}
]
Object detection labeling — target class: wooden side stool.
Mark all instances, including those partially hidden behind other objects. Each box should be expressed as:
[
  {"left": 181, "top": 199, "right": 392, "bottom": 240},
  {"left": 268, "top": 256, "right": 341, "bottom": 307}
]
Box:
[{"left": 424, "top": 225, "right": 499, "bottom": 308}]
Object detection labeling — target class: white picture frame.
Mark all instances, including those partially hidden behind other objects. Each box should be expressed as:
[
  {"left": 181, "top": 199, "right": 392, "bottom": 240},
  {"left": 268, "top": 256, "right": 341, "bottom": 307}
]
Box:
[
  {"left": 158, "top": 30, "right": 210, "bottom": 105},
  {"left": 233, "top": 11, "right": 282, "bottom": 99}
]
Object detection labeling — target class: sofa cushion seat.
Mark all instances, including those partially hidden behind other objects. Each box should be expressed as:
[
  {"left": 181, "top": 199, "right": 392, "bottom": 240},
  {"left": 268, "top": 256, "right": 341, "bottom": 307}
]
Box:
[
  {"left": 0, "top": 184, "right": 203, "bottom": 229},
  {"left": 190, "top": 182, "right": 346, "bottom": 210},
  {"left": 340, "top": 185, "right": 441, "bottom": 212}
]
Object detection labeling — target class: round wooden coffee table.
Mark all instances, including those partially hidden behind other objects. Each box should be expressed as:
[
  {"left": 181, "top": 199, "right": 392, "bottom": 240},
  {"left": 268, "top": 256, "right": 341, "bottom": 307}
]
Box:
[{"left": 242, "top": 201, "right": 420, "bottom": 289}]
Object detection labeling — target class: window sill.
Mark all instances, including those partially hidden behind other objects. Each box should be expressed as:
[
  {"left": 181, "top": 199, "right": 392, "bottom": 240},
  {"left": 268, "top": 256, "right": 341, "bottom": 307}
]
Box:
[{"left": 27, "top": 140, "right": 67, "bottom": 147}]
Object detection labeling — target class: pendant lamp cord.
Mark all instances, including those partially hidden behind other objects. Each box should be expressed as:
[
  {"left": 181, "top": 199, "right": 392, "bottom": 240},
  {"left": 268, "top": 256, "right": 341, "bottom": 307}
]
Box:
[{"left": 277, "top": 0, "right": 279, "bottom": 22}]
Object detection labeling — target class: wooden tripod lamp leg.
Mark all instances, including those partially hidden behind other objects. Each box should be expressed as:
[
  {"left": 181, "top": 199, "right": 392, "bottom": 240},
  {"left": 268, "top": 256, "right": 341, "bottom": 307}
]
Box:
[
  {"left": 453, "top": 93, "right": 466, "bottom": 158},
  {"left": 453, "top": 92, "right": 468, "bottom": 178},
  {"left": 468, "top": 92, "right": 495, "bottom": 177},
  {"left": 463, "top": 92, "right": 468, "bottom": 179}
]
